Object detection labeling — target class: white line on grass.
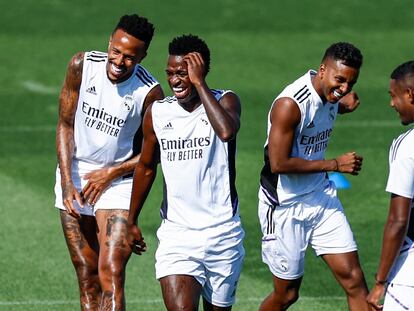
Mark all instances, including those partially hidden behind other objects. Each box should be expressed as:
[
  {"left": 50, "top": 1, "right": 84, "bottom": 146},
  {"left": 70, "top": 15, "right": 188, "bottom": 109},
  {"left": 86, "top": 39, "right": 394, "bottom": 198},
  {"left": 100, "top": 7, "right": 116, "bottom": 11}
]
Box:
[
  {"left": 0, "top": 126, "right": 55, "bottom": 132},
  {"left": 21, "top": 80, "right": 59, "bottom": 95},
  {"left": 0, "top": 296, "right": 345, "bottom": 306}
]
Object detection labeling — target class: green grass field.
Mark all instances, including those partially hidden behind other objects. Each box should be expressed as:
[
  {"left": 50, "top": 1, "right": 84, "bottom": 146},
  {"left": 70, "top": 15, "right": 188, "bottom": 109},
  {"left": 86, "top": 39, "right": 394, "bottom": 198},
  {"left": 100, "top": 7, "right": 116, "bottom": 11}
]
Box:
[{"left": 1, "top": 0, "right": 414, "bottom": 310}]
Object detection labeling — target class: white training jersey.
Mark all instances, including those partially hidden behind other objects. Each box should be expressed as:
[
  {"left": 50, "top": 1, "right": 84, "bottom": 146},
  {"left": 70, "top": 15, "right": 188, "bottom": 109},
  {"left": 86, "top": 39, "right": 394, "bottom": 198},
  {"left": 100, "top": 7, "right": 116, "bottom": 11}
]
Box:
[
  {"left": 386, "top": 128, "right": 414, "bottom": 258},
  {"left": 73, "top": 51, "right": 159, "bottom": 168},
  {"left": 259, "top": 70, "right": 338, "bottom": 206},
  {"left": 152, "top": 90, "right": 239, "bottom": 229}
]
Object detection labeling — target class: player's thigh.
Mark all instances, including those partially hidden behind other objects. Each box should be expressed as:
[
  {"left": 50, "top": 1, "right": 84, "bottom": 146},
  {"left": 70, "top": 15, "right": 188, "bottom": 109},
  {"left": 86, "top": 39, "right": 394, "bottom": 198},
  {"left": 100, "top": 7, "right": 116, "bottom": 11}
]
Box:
[
  {"left": 159, "top": 275, "right": 202, "bottom": 310},
  {"left": 259, "top": 200, "right": 309, "bottom": 280},
  {"left": 60, "top": 210, "right": 99, "bottom": 268},
  {"left": 310, "top": 195, "right": 357, "bottom": 256},
  {"left": 95, "top": 209, "right": 131, "bottom": 265},
  {"left": 202, "top": 220, "right": 244, "bottom": 308}
]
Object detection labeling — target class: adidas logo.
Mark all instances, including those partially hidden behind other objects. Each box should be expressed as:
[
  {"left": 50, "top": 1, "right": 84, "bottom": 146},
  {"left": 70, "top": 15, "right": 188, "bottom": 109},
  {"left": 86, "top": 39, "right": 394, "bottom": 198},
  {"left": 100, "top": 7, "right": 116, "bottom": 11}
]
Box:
[
  {"left": 306, "top": 121, "right": 315, "bottom": 128},
  {"left": 86, "top": 86, "right": 97, "bottom": 95},
  {"left": 163, "top": 122, "right": 173, "bottom": 130},
  {"left": 200, "top": 117, "right": 209, "bottom": 125}
]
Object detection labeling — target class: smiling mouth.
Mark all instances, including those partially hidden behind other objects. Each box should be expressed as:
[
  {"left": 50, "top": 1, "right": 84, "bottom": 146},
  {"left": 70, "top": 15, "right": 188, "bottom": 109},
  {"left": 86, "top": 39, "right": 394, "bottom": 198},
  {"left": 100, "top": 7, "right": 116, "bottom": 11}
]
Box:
[
  {"left": 333, "top": 90, "right": 343, "bottom": 99},
  {"left": 172, "top": 86, "right": 188, "bottom": 97},
  {"left": 110, "top": 63, "right": 125, "bottom": 76}
]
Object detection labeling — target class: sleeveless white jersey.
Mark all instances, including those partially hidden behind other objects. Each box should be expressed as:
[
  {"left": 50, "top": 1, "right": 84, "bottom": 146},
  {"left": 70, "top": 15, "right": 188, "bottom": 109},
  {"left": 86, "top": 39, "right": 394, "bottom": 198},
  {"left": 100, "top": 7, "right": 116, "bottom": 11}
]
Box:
[
  {"left": 259, "top": 70, "right": 338, "bottom": 206},
  {"left": 152, "top": 90, "right": 239, "bottom": 229},
  {"left": 74, "top": 51, "right": 159, "bottom": 168},
  {"left": 386, "top": 128, "right": 414, "bottom": 259}
]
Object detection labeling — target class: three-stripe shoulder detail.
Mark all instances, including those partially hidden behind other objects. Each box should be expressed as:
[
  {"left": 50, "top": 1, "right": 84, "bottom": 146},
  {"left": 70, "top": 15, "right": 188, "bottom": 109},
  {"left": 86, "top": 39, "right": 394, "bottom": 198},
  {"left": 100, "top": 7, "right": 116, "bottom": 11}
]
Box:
[
  {"left": 157, "top": 96, "right": 175, "bottom": 104},
  {"left": 85, "top": 51, "right": 107, "bottom": 63},
  {"left": 293, "top": 84, "right": 311, "bottom": 103},
  {"left": 390, "top": 128, "right": 413, "bottom": 161},
  {"left": 135, "top": 65, "right": 157, "bottom": 87}
]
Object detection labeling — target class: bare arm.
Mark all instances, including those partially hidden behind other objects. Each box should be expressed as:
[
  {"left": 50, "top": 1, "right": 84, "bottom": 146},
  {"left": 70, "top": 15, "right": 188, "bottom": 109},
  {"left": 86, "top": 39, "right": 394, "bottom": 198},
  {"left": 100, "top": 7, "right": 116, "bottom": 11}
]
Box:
[
  {"left": 126, "top": 104, "right": 159, "bottom": 255},
  {"left": 367, "top": 194, "right": 411, "bottom": 310},
  {"left": 184, "top": 52, "right": 241, "bottom": 141},
  {"left": 81, "top": 84, "right": 164, "bottom": 205},
  {"left": 56, "top": 52, "right": 84, "bottom": 218},
  {"left": 268, "top": 97, "right": 363, "bottom": 175}
]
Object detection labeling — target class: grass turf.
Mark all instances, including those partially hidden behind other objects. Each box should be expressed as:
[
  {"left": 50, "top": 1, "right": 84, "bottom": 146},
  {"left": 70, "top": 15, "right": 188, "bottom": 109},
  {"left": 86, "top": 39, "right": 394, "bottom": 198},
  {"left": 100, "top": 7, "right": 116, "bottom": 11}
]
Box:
[{"left": 1, "top": 0, "right": 414, "bottom": 310}]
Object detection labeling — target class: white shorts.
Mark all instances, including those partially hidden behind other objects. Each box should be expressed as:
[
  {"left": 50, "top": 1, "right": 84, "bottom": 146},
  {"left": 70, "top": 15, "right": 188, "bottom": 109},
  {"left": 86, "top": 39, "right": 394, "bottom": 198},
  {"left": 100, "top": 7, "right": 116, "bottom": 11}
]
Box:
[
  {"left": 54, "top": 161, "right": 133, "bottom": 216},
  {"left": 384, "top": 250, "right": 414, "bottom": 310},
  {"left": 258, "top": 183, "right": 357, "bottom": 280},
  {"left": 155, "top": 218, "right": 245, "bottom": 307}
]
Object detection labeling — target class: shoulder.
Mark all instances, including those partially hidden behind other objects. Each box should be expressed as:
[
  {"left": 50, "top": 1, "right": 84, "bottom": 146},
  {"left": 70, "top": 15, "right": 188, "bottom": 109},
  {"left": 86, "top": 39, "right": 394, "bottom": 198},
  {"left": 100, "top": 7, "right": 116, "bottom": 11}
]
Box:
[
  {"left": 84, "top": 51, "right": 107, "bottom": 63},
  {"left": 390, "top": 128, "right": 414, "bottom": 161},
  {"left": 134, "top": 64, "right": 159, "bottom": 87}
]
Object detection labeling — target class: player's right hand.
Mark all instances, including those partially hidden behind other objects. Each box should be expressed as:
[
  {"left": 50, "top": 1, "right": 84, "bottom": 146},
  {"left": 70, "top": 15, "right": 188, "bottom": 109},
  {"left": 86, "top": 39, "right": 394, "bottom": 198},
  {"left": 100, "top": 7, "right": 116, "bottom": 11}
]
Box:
[
  {"left": 62, "top": 182, "right": 83, "bottom": 218},
  {"left": 335, "top": 152, "right": 363, "bottom": 175},
  {"left": 127, "top": 224, "right": 147, "bottom": 255}
]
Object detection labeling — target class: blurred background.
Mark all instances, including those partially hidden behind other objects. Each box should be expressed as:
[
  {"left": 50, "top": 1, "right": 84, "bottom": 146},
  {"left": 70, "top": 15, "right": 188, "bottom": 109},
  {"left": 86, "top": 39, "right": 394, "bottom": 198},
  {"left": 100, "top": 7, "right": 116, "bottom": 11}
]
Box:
[{"left": 1, "top": 0, "right": 414, "bottom": 310}]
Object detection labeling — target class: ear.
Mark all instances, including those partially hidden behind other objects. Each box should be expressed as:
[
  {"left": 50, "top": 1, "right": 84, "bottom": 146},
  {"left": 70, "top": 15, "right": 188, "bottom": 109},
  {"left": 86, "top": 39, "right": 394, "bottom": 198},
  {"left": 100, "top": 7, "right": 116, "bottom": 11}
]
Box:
[
  {"left": 318, "top": 63, "right": 326, "bottom": 79},
  {"left": 407, "top": 87, "right": 414, "bottom": 104},
  {"left": 108, "top": 36, "right": 112, "bottom": 50}
]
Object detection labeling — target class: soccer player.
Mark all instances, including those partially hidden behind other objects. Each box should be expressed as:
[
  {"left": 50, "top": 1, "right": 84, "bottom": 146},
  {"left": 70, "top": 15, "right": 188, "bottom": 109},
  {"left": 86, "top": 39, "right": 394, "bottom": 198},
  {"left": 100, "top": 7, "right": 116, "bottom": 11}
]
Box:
[
  {"left": 127, "top": 34, "right": 245, "bottom": 310},
  {"left": 258, "top": 42, "right": 370, "bottom": 310},
  {"left": 367, "top": 60, "right": 414, "bottom": 310},
  {"left": 54, "top": 14, "right": 164, "bottom": 310}
]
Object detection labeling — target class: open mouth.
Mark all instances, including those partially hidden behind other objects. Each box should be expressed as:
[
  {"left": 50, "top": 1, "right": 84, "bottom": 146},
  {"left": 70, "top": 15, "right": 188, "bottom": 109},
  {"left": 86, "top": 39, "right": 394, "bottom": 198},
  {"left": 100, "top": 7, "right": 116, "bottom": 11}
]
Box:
[
  {"left": 172, "top": 86, "right": 189, "bottom": 98},
  {"left": 333, "top": 90, "right": 343, "bottom": 100},
  {"left": 110, "top": 63, "right": 125, "bottom": 77}
]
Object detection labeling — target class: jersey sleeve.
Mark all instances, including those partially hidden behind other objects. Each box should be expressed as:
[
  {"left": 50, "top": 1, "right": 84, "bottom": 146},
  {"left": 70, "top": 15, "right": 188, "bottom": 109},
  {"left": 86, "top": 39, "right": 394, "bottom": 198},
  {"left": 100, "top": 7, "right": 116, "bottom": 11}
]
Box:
[{"left": 386, "top": 156, "right": 414, "bottom": 199}]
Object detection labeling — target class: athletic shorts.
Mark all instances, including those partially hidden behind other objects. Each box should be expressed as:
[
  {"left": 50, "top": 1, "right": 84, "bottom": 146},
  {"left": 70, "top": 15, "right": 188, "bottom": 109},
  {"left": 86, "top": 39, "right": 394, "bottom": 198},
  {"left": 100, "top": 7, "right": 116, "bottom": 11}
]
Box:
[
  {"left": 155, "top": 217, "right": 245, "bottom": 307},
  {"left": 384, "top": 250, "right": 414, "bottom": 310},
  {"left": 54, "top": 161, "right": 133, "bottom": 216},
  {"left": 258, "top": 182, "right": 357, "bottom": 280}
]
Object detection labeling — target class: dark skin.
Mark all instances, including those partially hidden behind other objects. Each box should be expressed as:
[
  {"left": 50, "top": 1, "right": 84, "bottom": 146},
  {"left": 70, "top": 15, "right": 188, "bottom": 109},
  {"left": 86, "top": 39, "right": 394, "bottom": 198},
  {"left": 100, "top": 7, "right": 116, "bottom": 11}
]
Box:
[
  {"left": 56, "top": 29, "right": 164, "bottom": 311},
  {"left": 127, "top": 52, "right": 240, "bottom": 311},
  {"left": 259, "top": 58, "right": 369, "bottom": 311},
  {"left": 367, "top": 77, "right": 414, "bottom": 310}
]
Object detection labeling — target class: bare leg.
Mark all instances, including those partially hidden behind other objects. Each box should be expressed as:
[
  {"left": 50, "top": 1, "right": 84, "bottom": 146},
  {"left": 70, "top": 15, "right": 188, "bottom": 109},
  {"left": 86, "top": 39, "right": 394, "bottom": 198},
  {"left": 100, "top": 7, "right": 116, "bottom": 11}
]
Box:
[
  {"left": 259, "top": 276, "right": 302, "bottom": 311},
  {"left": 203, "top": 297, "right": 232, "bottom": 311},
  {"left": 160, "top": 275, "right": 202, "bottom": 311},
  {"left": 95, "top": 210, "right": 132, "bottom": 311},
  {"left": 60, "top": 211, "right": 100, "bottom": 311},
  {"left": 323, "top": 251, "right": 369, "bottom": 311}
]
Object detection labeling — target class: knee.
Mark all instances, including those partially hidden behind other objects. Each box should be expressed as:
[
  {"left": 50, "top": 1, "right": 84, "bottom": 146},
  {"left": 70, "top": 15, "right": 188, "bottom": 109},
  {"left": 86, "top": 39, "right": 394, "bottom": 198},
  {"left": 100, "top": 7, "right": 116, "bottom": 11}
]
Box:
[
  {"left": 339, "top": 267, "right": 367, "bottom": 295},
  {"left": 73, "top": 262, "right": 99, "bottom": 291},
  {"left": 270, "top": 287, "right": 299, "bottom": 309},
  {"left": 99, "top": 260, "right": 126, "bottom": 286}
]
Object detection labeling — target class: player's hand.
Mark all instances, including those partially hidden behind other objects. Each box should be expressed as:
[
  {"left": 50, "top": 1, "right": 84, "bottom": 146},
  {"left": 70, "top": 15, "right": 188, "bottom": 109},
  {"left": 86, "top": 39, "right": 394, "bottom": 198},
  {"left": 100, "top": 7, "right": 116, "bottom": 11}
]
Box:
[
  {"left": 335, "top": 152, "right": 363, "bottom": 175},
  {"left": 184, "top": 52, "right": 205, "bottom": 86},
  {"left": 62, "top": 182, "right": 83, "bottom": 218},
  {"left": 338, "top": 91, "right": 360, "bottom": 114},
  {"left": 127, "top": 224, "right": 147, "bottom": 255},
  {"left": 81, "top": 167, "right": 115, "bottom": 206},
  {"left": 367, "top": 284, "right": 385, "bottom": 310}
]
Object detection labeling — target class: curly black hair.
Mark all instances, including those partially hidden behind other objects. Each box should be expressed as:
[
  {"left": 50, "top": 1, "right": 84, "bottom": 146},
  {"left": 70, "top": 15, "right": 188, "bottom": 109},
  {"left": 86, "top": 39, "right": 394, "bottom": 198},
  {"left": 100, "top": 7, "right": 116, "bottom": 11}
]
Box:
[
  {"left": 391, "top": 60, "right": 414, "bottom": 81},
  {"left": 168, "top": 34, "right": 211, "bottom": 75},
  {"left": 113, "top": 14, "right": 155, "bottom": 49},
  {"left": 322, "top": 42, "right": 363, "bottom": 69}
]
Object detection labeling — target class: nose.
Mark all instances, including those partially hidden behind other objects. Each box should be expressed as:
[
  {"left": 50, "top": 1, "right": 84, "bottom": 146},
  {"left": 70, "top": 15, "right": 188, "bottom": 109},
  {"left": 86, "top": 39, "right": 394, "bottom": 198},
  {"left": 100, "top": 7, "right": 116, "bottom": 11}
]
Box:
[
  {"left": 390, "top": 99, "right": 395, "bottom": 108},
  {"left": 340, "top": 83, "right": 351, "bottom": 94},
  {"left": 113, "top": 54, "right": 124, "bottom": 66}
]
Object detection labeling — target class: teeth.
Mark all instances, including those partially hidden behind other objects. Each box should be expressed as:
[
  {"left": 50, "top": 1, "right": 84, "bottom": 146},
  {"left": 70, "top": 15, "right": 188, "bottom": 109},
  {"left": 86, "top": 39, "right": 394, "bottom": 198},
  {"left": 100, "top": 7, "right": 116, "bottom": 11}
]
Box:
[
  {"left": 333, "top": 90, "right": 342, "bottom": 99},
  {"left": 111, "top": 64, "right": 123, "bottom": 74},
  {"left": 173, "top": 87, "right": 184, "bottom": 92}
]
